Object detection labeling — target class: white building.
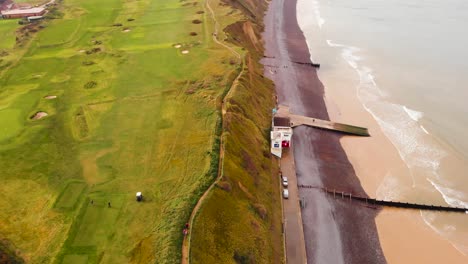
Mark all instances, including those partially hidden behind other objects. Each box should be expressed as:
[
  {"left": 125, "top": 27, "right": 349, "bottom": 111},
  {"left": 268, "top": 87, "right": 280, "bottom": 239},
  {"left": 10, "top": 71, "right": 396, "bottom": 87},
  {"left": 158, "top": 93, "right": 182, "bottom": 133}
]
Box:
[{"left": 271, "top": 116, "right": 293, "bottom": 158}]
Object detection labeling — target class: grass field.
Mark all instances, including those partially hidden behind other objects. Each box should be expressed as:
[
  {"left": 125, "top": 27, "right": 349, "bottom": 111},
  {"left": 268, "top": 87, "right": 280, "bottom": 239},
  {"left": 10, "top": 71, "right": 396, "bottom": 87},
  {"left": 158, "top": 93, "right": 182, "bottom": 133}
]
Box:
[{"left": 0, "top": 0, "right": 246, "bottom": 262}]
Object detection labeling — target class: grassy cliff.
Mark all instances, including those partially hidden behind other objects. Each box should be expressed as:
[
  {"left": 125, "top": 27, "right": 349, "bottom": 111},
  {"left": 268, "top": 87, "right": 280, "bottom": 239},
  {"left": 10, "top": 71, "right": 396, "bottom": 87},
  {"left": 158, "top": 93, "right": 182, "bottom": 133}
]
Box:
[{"left": 190, "top": 0, "right": 284, "bottom": 263}]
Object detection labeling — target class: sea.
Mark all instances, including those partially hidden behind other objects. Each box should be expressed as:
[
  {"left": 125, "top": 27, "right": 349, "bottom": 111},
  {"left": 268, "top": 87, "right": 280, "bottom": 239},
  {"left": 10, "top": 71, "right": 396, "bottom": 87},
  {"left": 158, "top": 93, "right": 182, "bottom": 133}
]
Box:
[{"left": 297, "top": 0, "right": 468, "bottom": 256}]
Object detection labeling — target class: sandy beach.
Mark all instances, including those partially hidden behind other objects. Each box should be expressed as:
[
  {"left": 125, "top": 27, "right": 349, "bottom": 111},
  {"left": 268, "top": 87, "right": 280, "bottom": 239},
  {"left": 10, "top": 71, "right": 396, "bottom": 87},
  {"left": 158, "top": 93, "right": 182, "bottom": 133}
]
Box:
[
  {"left": 324, "top": 58, "right": 468, "bottom": 263},
  {"left": 263, "top": 0, "right": 468, "bottom": 262}
]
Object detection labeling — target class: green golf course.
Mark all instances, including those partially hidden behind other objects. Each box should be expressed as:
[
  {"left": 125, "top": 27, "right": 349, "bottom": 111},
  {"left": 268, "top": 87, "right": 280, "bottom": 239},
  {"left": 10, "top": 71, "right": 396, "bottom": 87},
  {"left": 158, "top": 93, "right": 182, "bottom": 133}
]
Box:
[{"left": 0, "top": 0, "right": 248, "bottom": 262}]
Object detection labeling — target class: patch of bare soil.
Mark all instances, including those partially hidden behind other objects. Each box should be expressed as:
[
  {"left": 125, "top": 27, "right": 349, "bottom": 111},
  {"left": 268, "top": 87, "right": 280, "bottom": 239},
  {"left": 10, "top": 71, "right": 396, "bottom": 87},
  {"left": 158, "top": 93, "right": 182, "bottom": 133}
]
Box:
[
  {"left": 192, "top": 19, "right": 202, "bottom": 24},
  {"left": 86, "top": 48, "right": 101, "bottom": 55},
  {"left": 189, "top": 32, "right": 198, "bottom": 36},
  {"left": 31, "top": 111, "right": 48, "bottom": 120}
]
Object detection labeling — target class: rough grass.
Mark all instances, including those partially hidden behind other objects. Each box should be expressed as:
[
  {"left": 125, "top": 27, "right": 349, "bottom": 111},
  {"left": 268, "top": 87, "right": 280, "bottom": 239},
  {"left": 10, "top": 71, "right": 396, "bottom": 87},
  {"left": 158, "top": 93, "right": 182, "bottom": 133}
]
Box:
[
  {"left": 189, "top": 0, "right": 284, "bottom": 263},
  {"left": 0, "top": 0, "right": 243, "bottom": 262},
  {"left": 0, "top": 20, "right": 18, "bottom": 49}
]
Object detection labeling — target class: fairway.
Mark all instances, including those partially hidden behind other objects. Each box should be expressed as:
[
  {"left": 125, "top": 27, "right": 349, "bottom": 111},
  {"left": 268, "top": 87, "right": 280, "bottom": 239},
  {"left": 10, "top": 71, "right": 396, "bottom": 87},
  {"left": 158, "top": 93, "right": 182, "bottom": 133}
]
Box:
[{"left": 0, "top": 0, "right": 244, "bottom": 262}]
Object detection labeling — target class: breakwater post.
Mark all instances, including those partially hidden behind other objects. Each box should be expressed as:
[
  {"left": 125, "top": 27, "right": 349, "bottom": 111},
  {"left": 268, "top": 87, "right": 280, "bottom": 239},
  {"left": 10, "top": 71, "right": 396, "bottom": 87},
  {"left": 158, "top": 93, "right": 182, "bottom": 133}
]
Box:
[{"left": 297, "top": 185, "right": 468, "bottom": 213}]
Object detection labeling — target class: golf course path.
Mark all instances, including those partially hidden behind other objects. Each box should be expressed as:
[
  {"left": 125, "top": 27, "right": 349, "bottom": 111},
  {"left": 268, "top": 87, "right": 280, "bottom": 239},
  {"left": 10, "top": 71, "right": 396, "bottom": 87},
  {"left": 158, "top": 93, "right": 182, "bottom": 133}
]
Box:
[
  {"left": 206, "top": 0, "right": 240, "bottom": 60},
  {"left": 181, "top": 0, "right": 244, "bottom": 263}
]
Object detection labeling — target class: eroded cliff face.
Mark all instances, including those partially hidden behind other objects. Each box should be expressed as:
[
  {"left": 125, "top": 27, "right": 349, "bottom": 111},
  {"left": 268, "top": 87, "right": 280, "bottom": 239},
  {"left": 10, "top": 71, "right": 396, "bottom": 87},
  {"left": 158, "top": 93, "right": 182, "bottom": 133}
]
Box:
[{"left": 189, "top": 0, "right": 284, "bottom": 263}]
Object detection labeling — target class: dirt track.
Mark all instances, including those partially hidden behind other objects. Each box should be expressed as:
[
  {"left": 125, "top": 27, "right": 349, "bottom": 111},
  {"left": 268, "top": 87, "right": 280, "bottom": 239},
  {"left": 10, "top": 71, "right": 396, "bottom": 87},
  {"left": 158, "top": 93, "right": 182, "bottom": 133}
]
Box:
[{"left": 180, "top": 0, "right": 244, "bottom": 262}]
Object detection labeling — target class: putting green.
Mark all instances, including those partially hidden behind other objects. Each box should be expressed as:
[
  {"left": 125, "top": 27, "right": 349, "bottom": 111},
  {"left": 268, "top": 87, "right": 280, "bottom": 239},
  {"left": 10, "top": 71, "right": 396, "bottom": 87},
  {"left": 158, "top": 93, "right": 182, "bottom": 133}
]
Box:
[
  {"left": 72, "top": 195, "right": 124, "bottom": 247},
  {"left": 38, "top": 19, "right": 82, "bottom": 47},
  {"left": 0, "top": 109, "right": 22, "bottom": 141}
]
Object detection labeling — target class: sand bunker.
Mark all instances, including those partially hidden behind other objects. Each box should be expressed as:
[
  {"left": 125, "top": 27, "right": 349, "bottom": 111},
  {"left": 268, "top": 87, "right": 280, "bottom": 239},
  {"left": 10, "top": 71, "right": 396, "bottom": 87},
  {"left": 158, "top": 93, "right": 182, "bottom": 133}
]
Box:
[
  {"left": 181, "top": 50, "right": 189, "bottom": 54},
  {"left": 122, "top": 28, "right": 131, "bottom": 32},
  {"left": 174, "top": 44, "right": 182, "bottom": 49},
  {"left": 31, "top": 111, "right": 48, "bottom": 120},
  {"left": 44, "top": 95, "right": 57, "bottom": 99},
  {"left": 79, "top": 50, "right": 86, "bottom": 53}
]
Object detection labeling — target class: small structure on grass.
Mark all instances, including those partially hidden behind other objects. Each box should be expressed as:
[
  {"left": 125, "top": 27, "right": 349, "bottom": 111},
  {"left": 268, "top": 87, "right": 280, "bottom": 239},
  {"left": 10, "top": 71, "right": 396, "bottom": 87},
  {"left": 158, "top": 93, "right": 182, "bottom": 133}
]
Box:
[
  {"left": 1, "top": 7, "right": 45, "bottom": 19},
  {"left": 136, "top": 192, "right": 143, "bottom": 202},
  {"left": 27, "top": 15, "right": 43, "bottom": 22}
]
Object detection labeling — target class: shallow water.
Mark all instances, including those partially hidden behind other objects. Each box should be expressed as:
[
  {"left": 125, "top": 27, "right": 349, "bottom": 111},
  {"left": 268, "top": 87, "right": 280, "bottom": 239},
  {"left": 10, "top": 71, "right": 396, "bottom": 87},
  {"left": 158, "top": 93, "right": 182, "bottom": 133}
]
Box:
[{"left": 297, "top": 0, "right": 468, "bottom": 256}]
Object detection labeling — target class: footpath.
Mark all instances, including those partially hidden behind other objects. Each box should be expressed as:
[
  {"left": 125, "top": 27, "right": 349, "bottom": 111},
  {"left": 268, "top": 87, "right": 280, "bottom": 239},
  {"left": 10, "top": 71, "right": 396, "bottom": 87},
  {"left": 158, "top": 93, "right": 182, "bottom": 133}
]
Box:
[{"left": 281, "top": 150, "right": 307, "bottom": 264}]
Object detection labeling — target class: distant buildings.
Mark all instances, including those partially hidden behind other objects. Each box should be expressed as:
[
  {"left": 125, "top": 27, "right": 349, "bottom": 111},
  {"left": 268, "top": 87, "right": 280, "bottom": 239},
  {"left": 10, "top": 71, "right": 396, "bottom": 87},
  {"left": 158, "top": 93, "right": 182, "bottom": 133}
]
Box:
[{"left": 1, "top": 7, "right": 45, "bottom": 19}]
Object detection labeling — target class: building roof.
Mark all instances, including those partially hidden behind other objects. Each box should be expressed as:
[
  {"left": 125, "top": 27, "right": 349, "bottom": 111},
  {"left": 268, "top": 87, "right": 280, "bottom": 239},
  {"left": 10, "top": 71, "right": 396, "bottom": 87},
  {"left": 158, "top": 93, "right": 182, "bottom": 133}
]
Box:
[
  {"left": 273, "top": 116, "right": 290, "bottom": 127},
  {"left": 27, "top": 15, "right": 43, "bottom": 19},
  {"left": 1, "top": 7, "right": 44, "bottom": 15}
]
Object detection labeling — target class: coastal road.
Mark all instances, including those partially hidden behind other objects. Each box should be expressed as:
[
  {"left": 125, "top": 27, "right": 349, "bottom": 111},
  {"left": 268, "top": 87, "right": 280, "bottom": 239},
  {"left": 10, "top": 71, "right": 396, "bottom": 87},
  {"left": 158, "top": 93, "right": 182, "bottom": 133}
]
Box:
[{"left": 281, "top": 150, "right": 307, "bottom": 264}]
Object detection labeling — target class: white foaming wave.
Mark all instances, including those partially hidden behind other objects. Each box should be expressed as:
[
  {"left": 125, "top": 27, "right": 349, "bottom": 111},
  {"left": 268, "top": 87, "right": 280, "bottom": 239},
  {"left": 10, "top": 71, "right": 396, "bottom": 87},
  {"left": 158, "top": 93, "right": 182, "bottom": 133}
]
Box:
[
  {"left": 312, "top": 0, "right": 325, "bottom": 28},
  {"left": 326, "top": 40, "right": 362, "bottom": 69},
  {"left": 427, "top": 178, "right": 468, "bottom": 208},
  {"left": 376, "top": 173, "right": 402, "bottom": 200},
  {"left": 403, "top": 106, "right": 424, "bottom": 122},
  {"left": 420, "top": 125, "right": 430, "bottom": 135},
  {"left": 297, "top": 0, "right": 325, "bottom": 30},
  {"left": 327, "top": 40, "right": 447, "bottom": 175},
  {"left": 421, "top": 211, "right": 468, "bottom": 256}
]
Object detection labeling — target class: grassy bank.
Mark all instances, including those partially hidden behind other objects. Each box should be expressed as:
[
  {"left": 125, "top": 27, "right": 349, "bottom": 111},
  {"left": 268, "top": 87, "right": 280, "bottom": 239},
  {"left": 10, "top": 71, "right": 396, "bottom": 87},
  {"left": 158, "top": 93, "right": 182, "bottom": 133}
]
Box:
[
  {"left": 189, "top": 0, "right": 284, "bottom": 263},
  {"left": 0, "top": 0, "right": 247, "bottom": 262}
]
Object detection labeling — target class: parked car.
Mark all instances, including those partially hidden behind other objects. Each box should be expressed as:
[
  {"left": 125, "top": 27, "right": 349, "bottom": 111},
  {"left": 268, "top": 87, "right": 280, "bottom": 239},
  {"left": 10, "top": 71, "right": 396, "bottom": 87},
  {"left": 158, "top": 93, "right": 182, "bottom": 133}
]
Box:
[
  {"left": 282, "top": 176, "right": 288, "bottom": 187},
  {"left": 283, "top": 189, "right": 289, "bottom": 199}
]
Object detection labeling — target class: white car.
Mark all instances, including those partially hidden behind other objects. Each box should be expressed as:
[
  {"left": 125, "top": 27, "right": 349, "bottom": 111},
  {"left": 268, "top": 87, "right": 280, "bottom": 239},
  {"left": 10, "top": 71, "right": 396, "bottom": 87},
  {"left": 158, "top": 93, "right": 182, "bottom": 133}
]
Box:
[
  {"left": 283, "top": 189, "right": 289, "bottom": 199},
  {"left": 282, "top": 176, "right": 288, "bottom": 187}
]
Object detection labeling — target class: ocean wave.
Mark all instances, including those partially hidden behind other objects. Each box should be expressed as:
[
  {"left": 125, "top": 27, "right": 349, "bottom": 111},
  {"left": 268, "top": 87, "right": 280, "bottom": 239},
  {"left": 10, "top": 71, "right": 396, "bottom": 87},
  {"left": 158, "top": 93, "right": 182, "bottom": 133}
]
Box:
[
  {"left": 403, "top": 106, "right": 424, "bottom": 122},
  {"left": 312, "top": 0, "right": 325, "bottom": 28},
  {"left": 420, "top": 125, "right": 430, "bottom": 135},
  {"left": 376, "top": 173, "right": 403, "bottom": 200},
  {"left": 427, "top": 178, "right": 468, "bottom": 208},
  {"left": 297, "top": 0, "right": 325, "bottom": 30},
  {"left": 421, "top": 211, "right": 468, "bottom": 256},
  {"left": 326, "top": 40, "right": 447, "bottom": 176}
]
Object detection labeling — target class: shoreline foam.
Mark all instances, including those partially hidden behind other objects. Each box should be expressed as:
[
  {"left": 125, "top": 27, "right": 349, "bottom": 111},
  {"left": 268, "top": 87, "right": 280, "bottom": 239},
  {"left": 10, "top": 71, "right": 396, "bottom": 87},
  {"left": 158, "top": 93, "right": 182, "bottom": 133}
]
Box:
[{"left": 297, "top": 0, "right": 468, "bottom": 261}]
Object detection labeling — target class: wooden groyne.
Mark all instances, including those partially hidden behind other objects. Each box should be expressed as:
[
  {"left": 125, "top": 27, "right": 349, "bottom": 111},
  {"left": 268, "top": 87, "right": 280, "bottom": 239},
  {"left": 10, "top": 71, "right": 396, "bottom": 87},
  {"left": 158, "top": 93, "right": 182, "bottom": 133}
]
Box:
[
  {"left": 291, "top": 61, "right": 321, "bottom": 68},
  {"left": 298, "top": 185, "right": 468, "bottom": 213}
]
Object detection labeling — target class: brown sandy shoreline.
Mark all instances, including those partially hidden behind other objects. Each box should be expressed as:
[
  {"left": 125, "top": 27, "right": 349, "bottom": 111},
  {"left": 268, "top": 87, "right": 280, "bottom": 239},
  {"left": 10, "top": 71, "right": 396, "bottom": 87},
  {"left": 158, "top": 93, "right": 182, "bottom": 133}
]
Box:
[{"left": 262, "top": 0, "right": 386, "bottom": 263}]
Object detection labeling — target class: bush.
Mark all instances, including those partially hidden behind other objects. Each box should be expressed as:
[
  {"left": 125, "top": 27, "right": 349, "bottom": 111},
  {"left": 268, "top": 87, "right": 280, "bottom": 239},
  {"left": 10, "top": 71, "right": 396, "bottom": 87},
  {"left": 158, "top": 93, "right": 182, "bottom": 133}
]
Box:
[
  {"left": 45, "top": 7, "right": 64, "bottom": 19},
  {"left": 233, "top": 251, "right": 255, "bottom": 264},
  {"left": 84, "top": 81, "right": 97, "bottom": 89}
]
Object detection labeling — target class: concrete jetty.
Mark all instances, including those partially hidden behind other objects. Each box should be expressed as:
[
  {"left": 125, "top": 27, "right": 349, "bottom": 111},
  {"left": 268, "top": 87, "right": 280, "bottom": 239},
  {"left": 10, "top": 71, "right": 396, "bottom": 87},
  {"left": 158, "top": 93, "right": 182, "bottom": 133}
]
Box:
[{"left": 275, "top": 105, "right": 370, "bottom": 137}]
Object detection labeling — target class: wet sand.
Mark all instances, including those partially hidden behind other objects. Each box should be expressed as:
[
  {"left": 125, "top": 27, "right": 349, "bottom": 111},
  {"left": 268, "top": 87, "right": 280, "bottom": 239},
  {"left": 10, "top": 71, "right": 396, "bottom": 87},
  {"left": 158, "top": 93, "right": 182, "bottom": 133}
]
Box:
[
  {"left": 263, "top": 0, "right": 385, "bottom": 263},
  {"left": 322, "top": 43, "right": 468, "bottom": 263}
]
